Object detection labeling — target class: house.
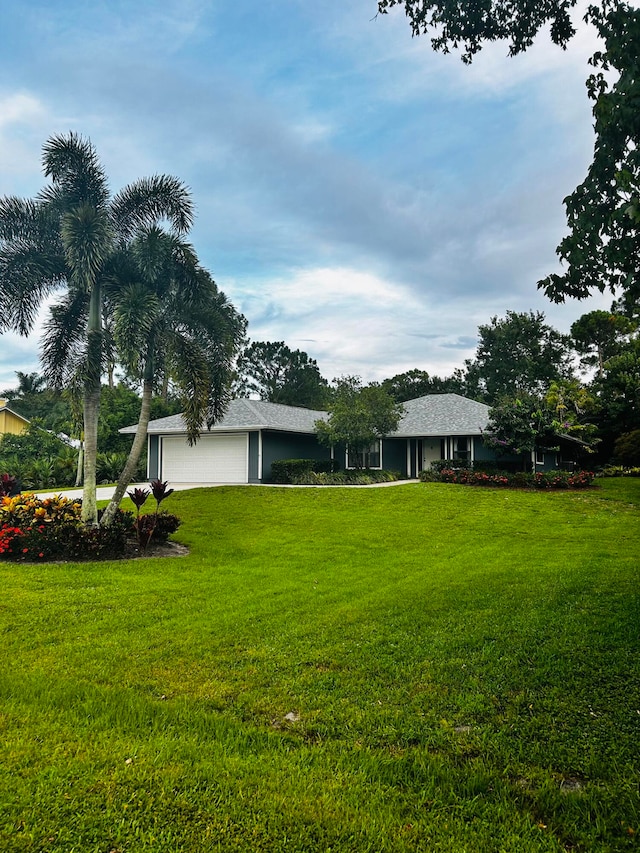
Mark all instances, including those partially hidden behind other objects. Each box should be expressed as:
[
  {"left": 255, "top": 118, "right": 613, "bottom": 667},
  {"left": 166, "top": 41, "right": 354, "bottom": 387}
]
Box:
[
  {"left": 0, "top": 399, "right": 29, "bottom": 438},
  {"left": 122, "top": 393, "right": 579, "bottom": 484}
]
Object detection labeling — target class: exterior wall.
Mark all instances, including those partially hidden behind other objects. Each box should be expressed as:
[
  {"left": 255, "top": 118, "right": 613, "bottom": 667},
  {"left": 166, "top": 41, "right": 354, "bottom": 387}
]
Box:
[
  {"left": 148, "top": 434, "right": 160, "bottom": 479},
  {"left": 0, "top": 408, "right": 28, "bottom": 436},
  {"left": 381, "top": 437, "right": 408, "bottom": 476},
  {"left": 260, "top": 431, "right": 332, "bottom": 482},
  {"left": 248, "top": 431, "right": 260, "bottom": 483}
]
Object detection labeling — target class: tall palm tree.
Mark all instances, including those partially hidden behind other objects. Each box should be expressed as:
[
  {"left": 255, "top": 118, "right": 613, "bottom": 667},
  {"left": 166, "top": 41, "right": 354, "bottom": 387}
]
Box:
[
  {"left": 99, "top": 226, "right": 246, "bottom": 525},
  {"left": 0, "top": 133, "right": 193, "bottom": 523}
]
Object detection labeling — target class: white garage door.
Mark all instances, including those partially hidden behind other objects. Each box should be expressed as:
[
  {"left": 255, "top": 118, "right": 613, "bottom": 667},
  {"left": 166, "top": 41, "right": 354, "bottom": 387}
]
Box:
[{"left": 161, "top": 433, "right": 249, "bottom": 483}]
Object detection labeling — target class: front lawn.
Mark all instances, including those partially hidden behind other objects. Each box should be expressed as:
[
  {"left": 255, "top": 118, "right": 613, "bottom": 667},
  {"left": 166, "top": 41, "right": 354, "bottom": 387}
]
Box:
[{"left": 1, "top": 480, "right": 639, "bottom": 852}]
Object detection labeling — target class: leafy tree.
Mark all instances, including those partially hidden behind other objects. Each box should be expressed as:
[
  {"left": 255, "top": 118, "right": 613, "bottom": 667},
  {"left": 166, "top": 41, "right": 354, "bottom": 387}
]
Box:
[
  {"left": 380, "top": 368, "right": 471, "bottom": 402},
  {"left": 468, "top": 311, "right": 574, "bottom": 404},
  {"left": 377, "top": 0, "right": 584, "bottom": 63},
  {"left": 484, "top": 382, "right": 598, "bottom": 461},
  {"left": 378, "top": 1, "right": 640, "bottom": 308},
  {"left": 0, "top": 132, "right": 193, "bottom": 523},
  {"left": 315, "top": 377, "right": 404, "bottom": 468},
  {"left": 540, "top": 5, "right": 640, "bottom": 304},
  {"left": 236, "top": 341, "right": 328, "bottom": 409},
  {"left": 570, "top": 309, "right": 637, "bottom": 377},
  {"left": 592, "top": 338, "right": 640, "bottom": 440},
  {"left": 100, "top": 229, "right": 246, "bottom": 525},
  {"left": 613, "top": 429, "right": 640, "bottom": 465}
]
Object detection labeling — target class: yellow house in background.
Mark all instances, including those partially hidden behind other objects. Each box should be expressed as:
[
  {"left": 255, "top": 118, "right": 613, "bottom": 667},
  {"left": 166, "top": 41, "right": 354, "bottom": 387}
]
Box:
[{"left": 0, "top": 399, "right": 29, "bottom": 437}]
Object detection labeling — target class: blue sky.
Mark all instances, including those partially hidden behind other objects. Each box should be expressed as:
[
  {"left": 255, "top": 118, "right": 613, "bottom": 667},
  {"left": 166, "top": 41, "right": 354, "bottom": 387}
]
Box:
[{"left": 0, "top": 0, "right": 612, "bottom": 390}]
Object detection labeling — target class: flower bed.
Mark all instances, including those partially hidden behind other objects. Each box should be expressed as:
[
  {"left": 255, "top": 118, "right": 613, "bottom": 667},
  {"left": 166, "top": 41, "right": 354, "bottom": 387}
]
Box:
[
  {"left": 420, "top": 468, "right": 595, "bottom": 489},
  {"left": 0, "top": 492, "right": 181, "bottom": 562}
]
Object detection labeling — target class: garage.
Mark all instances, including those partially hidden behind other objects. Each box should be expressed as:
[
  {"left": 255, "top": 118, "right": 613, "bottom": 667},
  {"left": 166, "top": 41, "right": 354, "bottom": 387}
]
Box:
[{"left": 161, "top": 432, "right": 249, "bottom": 483}]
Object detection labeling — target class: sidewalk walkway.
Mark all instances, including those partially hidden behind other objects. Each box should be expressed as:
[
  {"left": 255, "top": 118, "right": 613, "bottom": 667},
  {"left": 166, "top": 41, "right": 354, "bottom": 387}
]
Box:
[{"left": 34, "top": 479, "right": 419, "bottom": 501}]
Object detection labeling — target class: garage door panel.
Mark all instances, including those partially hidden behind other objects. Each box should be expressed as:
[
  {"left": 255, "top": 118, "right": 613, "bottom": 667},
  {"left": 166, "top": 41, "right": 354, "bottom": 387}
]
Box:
[{"left": 161, "top": 433, "right": 248, "bottom": 483}]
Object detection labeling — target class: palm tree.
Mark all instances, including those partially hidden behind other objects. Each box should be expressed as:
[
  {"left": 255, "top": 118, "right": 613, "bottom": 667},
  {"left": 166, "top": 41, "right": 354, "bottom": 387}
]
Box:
[
  {"left": 0, "top": 132, "right": 193, "bottom": 524},
  {"left": 99, "top": 227, "right": 246, "bottom": 526}
]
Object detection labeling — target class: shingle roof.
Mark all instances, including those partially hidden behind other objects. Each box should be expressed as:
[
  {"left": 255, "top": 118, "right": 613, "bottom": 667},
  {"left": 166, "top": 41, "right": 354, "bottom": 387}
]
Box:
[
  {"left": 120, "top": 398, "right": 329, "bottom": 435},
  {"left": 121, "top": 394, "right": 490, "bottom": 438},
  {"left": 392, "top": 394, "right": 490, "bottom": 437}
]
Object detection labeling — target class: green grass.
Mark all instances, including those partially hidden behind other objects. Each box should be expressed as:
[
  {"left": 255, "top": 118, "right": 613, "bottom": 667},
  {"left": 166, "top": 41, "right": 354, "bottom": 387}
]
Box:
[{"left": 1, "top": 480, "right": 639, "bottom": 852}]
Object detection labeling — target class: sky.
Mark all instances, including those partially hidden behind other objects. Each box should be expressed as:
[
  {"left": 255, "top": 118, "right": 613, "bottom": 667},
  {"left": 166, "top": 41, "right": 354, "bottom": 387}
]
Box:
[{"left": 0, "top": 0, "right": 615, "bottom": 390}]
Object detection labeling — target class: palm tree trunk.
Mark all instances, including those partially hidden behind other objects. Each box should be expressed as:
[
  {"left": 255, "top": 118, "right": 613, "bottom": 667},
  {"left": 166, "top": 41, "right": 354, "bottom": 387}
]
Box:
[
  {"left": 82, "top": 387, "right": 100, "bottom": 524},
  {"left": 100, "top": 376, "right": 153, "bottom": 527},
  {"left": 75, "top": 438, "right": 84, "bottom": 487},
  {"left": 81, "top": 283, "right": 102, "bottom": 526}
]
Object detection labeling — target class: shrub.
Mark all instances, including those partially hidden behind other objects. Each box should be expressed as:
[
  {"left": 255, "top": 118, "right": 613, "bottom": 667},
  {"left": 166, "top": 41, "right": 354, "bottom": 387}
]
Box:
[
  {"left": 0, "top": 492, "right": 181, "bottom": 562},
  {"left": 271, "top": 458, "right": 339, "bottom": 484},
  {"left": 420, "top": 468, "right": 595, "bottom": 489},
  {"left": 0, "top": 494, "right": 136, "bottom": 561},
  {"left": 135, "top": 511, "right": 181, "bottom": 543},
  {"left": 613, "top": 430, "right": 640, "bottom": 467},
  {"left": 292, "top": 469, "right": 401, "bottom": 486}
]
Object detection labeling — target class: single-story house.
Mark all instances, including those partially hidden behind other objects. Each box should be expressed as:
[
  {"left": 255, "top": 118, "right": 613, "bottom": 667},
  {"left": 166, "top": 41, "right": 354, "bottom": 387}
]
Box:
[
  {"left": 0, "top": 399, "right": 29, "bottom": 438},
  {"left": 121, "top": 394, "right": 583, "bottom": 484}
]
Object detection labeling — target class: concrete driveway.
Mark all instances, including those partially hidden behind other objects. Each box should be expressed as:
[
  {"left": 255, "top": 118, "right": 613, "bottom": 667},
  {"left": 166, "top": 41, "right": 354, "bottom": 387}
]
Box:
[{"left": 33, "top": 479, "right": 418, "bottom": 501}]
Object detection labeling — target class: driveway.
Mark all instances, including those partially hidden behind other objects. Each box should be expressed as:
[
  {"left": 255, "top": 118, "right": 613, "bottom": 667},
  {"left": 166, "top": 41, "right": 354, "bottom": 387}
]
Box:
[{"left": 34, "top": 479, "right": 419, "bottom": 501}]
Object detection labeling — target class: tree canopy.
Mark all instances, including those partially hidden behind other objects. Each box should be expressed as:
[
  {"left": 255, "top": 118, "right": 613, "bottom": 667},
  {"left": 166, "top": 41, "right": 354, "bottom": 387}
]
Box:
[
  {"left": 235, "top": 341, "right": 328, "bottom": 409},
  {"left": 315, "top": 377, "right": 403, "bottom": 468},
  {"left": 378, "top": 1, "right": 640, "bottom": 307},
  {"left": 466, "top": 310, "right": 574, "bottom": 404}
]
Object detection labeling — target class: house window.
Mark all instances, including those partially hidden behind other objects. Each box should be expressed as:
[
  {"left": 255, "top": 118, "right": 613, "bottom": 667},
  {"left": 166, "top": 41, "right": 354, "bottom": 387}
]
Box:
[
  {"left": 535, "top": 449, "right": 545, "bottom": 466},
  {"left": 453, "top": 437, "right": 469, "bottom": 460},
  {"left": 347, "top": 440, "right": 381, "bottom": 469}
]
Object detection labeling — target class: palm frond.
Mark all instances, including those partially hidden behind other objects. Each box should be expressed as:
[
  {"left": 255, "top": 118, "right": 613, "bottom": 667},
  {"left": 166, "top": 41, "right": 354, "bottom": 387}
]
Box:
[
  {"left": 41, "top": 132, "right": 110, "bottom": 211},
  {"left": 111, "top": 175, "right": 194, "bottom": 240},
  {"left": 41, "top": 289, "right": 91, "bottom": 388},
  {"left": 112, "top": 282, "right": 161, "bottom": 375},
  {"left": 0, "top": 244, "right": 67, "bottom": 334},
  {"left": 61, "top": 203, "right": 114, "bottom": 289}
]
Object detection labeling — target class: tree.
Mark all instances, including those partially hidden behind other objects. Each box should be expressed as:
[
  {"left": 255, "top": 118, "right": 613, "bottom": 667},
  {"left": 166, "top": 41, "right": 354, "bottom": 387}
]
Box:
[
  {"left": 235, "top": 341, "right": 328, "bottom": 409},
  {"left": 539, "top": 5, "right": 640, "bottom": 305},
  {"left": 592, "top": 338, "right": 640, "bottom": 438},
  {"left": 314, "top": 377, "right": 404, "bottom": 468},
  {"left": 570, "top": 309, "right": 636, "bottom": 377},
  {"left": 378, "top": 1, "right": 640, "bottom": 308},
  {"left": 468, "top": 311, "right": 574, "bottom": 404},
  {"left": 377, "top": 0, "right": 584, "bottom": 63},
  {"left": 0, "top": 132, "right": 193, "bottom": 523},
  {"left": 100, "top": 228, "right": 246, "bottom": 526},
  {"left": 380, "top": 368, "right": 469, "bottom": 402},
  {"left": 484, "top": 381, "right": 598, "bottom": 461}
]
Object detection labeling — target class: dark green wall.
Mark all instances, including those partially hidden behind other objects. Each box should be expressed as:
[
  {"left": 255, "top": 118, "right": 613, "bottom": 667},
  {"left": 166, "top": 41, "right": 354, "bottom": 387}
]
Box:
[
  {"left": 382, "top": 438, "right": 408, "bottom": 476},
  {"left": 148, "top": 435, "right": 160, "bottom": 479},
  {"left": 260, "top": 431, "right": 332, "bottom": 482}
]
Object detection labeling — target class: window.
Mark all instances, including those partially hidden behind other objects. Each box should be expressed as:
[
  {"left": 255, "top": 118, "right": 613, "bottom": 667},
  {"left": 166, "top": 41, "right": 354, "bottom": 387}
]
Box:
[
  {"left": 347, "top": 440, "right": 381, "bottom": 469},
  {"left": 535, "top": 449, "right": 545, "bottom": 465},
  {"left": 453, "top": 437, "right": 469, "bottom": 460}
]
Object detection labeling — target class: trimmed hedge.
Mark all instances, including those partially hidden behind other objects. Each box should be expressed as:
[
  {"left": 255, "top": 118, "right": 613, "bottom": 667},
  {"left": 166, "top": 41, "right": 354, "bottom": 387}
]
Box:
[
  {"left": 292, "top": 469, "right": 401, "bottom": 486},
  {"left": 421, "top": 468, "right": 595, "bottom": 489},
  {"left": 270, "top": 458, "right": 339, "bottom": 484}
]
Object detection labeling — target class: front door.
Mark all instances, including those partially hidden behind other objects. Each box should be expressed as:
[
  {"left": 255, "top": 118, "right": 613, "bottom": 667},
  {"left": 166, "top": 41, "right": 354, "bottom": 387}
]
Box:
[{"left": 422, "top": 438, "right": 442, "bottom": 471}]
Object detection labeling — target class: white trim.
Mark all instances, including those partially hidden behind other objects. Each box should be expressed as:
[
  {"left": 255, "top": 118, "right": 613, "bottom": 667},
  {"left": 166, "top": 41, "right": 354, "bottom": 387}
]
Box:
[{"left": 258, "top": 429, "right": 263, "bottom": 481}]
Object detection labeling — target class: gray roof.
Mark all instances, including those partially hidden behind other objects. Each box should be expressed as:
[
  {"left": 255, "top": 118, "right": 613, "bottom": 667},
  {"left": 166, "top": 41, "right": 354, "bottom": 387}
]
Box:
[
  {"left": 120, "top": 398, "right": 329, "bottom": 435},
  {"left": 121, "top": 394, "right": 490, "bottom": 438},
  {"left": 393, "top": 394, "right": 490, "bottom": 437}
]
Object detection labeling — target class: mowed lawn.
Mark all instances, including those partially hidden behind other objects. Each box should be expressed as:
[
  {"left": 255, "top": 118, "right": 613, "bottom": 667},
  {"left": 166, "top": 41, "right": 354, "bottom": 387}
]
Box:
[{"left": 1, "top": 480, "right": 639, "bottom": 852}]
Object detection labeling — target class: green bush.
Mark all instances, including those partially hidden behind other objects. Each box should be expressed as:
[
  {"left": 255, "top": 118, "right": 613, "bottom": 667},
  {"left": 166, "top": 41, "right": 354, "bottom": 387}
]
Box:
[
  {"left": 420, "top": 468, "right": 595, "bottom": 489},
  {"left": 292, "top": 469, "right": 401, "bottom": 486},
  {"left": 0, "top": 493, "right": 180, "bottom": 561},
  {"left": 613, "top": 429, "right": 640, "bottom": 467},
  {"left": 270, "top": 458, "right": 338, "bottom": 484}
]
